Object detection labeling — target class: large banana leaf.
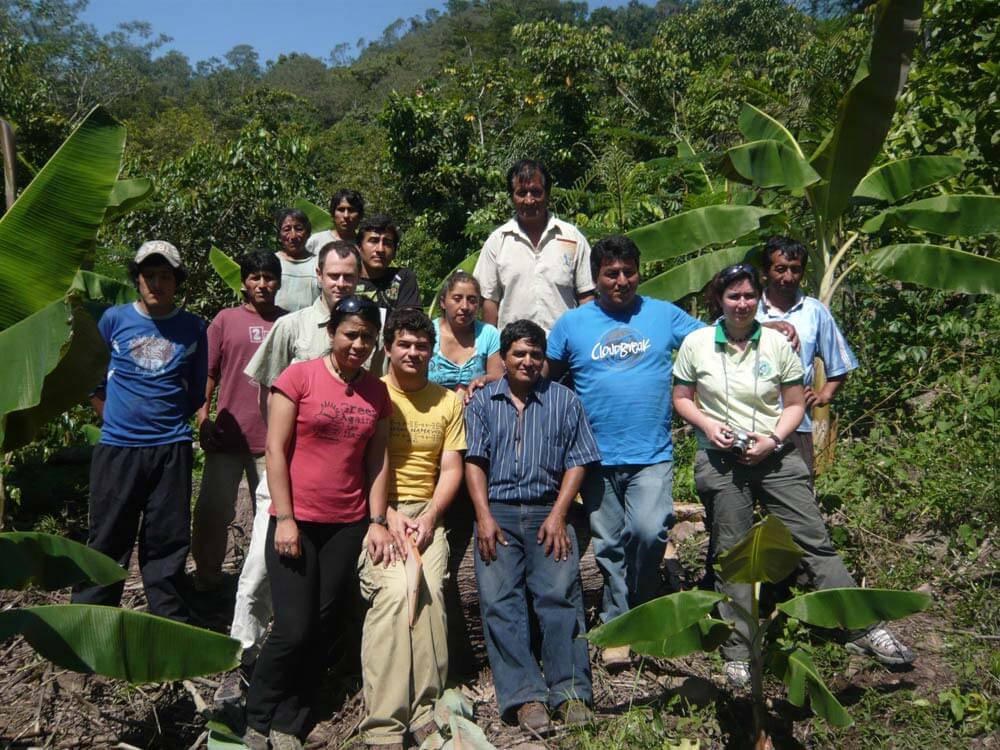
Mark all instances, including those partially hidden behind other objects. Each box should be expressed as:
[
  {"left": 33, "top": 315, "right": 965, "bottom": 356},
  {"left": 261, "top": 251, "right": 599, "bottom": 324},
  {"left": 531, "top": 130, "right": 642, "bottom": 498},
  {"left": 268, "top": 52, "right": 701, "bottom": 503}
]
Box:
[
  {"left": 631, "top": 617, "right": 732, "bottom": 659},
  {"left": 861, "top": 195, "right": 1000, "bottom": 234},
  {"left": 639, "top": 246, "right": 750, "bottom": 302},
  {"left": 768, "top": 647, "right": 853, "bottom": 727},
  {"left": 724, "top": 140, "right": 820, "bottom": 191},
  {"left": 853, "top": 156, "right": 964, "bottom": 204},
  {"left": 809, "top": 0, "right": 923, "bottom": 222},
  {"left": 586, "top": 590, "right": 725, "bottom": 647},
  {"left": 676, "top": 136, "right": 715, "bottom": 194},
  {"left": 103, "top": 178, "right": 153, "bottom": 221},
  {"left": 0, "top": 296, "right": 108, "bottom": 451},
  {"left": 292, "top": 197, "right": 332, "bottom": 232},
  {"left": 0, "top": 532, "right": 126, "bottom": 591},
  {"left": 427, "top": 250, "right": 480, "bottom": 317},
  {"left": 210, "top": 246, "right": 243, "bottom": 295},
  {"left": 716, "top": 515, "right": 803, "bottom": 585},
  {"left": 0, "top": 604, "right": 240, "bottom": 682},
  {"left": 738, "top": 104, "right": 804, "bottom": 156},
  {"left": 0, "top": 107, "right": 125, "bottom": 331},
  {"left": 627, "top": 206, "right": 778, "bottom": 264},
  {"left": 777, "top": 588, "right": 930, "bottom": 630},
  {"left": 70, "top": 270, "right": 136, "bottom": 306},
  {"left": 870, "top": 243, "right": 1000, "bottom": 295}
]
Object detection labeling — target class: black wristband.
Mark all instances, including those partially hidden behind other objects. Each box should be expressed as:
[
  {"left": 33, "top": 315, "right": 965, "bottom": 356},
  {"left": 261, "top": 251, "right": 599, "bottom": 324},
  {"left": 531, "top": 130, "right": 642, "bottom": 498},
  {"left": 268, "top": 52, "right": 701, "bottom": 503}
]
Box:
[{"left": 370, "top": 514, "right": 388, "bottom": 528}]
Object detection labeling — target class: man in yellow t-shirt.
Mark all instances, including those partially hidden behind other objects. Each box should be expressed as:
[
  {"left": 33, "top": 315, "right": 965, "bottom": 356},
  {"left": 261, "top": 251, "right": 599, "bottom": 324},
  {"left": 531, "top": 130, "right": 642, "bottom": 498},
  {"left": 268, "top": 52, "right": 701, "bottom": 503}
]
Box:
[{"left": 359, "top": 308, "right": 466, "bottom": 750}]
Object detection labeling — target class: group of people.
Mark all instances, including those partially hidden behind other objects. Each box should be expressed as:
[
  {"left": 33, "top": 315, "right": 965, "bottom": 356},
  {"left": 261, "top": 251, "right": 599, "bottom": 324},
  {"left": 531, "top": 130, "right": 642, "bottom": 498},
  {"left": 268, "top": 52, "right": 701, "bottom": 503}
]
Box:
[{"left": 72, "top": 159, "right": 915, "bottom": 750}]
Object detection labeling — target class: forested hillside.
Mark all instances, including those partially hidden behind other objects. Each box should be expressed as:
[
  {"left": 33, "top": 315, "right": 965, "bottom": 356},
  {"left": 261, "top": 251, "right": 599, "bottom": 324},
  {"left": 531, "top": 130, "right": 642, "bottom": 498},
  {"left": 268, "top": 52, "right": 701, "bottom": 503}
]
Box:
[{"left": 1, "top": 0, "right": 997, "bottom": 747}]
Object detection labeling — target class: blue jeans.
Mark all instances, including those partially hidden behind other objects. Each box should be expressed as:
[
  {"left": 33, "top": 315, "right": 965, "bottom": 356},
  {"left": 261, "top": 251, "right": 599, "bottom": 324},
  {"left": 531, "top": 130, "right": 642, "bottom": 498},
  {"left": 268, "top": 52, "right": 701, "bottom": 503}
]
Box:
[
  {"left": 474, "top": 503, "right": 592, "bottom": 718},
  {"left": 582, "top": 461, "right": 674, "bottom": 623}
]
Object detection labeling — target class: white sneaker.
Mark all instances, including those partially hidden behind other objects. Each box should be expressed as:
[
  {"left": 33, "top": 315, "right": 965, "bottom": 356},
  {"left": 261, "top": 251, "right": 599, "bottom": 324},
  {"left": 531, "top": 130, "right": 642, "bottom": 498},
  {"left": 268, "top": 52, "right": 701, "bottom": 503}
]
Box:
[
  {"left": 724, "top": 660, "right": 751, "bottom": 689},
  {"left": 845, "top": 625, "right": 915, "bottom": 666}
]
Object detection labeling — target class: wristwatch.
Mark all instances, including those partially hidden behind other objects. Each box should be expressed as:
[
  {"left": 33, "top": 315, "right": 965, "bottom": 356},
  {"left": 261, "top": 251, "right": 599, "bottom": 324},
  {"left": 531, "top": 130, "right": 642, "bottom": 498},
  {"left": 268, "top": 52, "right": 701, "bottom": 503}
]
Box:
[
  {"left": 370, "top": 515, "right": 389, "bottom": 528},
  {"left": 767, "top": 433, "right": 786, "bottom": 454}
]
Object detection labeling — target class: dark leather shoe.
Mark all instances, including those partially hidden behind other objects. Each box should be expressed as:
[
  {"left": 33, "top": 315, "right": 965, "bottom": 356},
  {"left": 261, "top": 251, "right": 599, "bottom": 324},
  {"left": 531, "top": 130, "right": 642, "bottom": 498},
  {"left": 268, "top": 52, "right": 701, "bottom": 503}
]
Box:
[
  {"left": 517, "top": 701, "right": 551, "bottom": 734},
  {"left": 558, "top": 698, "right": 592, "bottom": 726}
]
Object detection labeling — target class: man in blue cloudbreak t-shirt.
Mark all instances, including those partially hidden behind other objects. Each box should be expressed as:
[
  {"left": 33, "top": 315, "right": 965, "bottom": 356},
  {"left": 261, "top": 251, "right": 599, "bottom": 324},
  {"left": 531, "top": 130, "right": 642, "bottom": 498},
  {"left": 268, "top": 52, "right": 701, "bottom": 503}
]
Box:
[
  {"left": 72, "top": 240, "right": 207, "bottom": 622},
  {"left": 547, "top": 234, "right": 703, "bottom": 669}
]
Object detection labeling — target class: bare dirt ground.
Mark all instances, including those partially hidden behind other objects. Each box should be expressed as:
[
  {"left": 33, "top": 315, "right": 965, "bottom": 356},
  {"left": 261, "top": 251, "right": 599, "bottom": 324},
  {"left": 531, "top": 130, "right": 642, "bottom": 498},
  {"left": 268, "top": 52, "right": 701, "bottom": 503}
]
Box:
[{"left": 0, "top": 483, "right": 990, "bottom": 750}]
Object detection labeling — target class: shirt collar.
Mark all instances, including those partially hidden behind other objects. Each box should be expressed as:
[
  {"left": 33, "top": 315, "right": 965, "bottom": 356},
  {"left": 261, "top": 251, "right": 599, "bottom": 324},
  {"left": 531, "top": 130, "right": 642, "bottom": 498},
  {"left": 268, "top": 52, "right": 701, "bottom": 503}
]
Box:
[
  {"left": 490, "top": 374, "right": 547, "bottom": 405},
  {"left": 502, "top": 213, "right": 561, "bottom": 245},
  {"left": 714, "top": 320, "right": 762, "bottom": 345},
  {"left": 311, "top": 295, "right": 332, "bottom": 327},
  {"left": 760, "top": 289, "right": 805, "bottom": 315}
]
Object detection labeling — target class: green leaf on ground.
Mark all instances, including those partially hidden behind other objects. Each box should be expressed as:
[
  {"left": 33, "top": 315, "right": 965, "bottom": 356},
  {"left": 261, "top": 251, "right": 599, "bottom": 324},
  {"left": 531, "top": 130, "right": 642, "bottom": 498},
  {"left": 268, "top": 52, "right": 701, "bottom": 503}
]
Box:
[
  {"left": 768, "top": 647, "right": 853, "bottom": 727},
  {"left": 0, "top": 533, "right": 126, "bottom": 591}
]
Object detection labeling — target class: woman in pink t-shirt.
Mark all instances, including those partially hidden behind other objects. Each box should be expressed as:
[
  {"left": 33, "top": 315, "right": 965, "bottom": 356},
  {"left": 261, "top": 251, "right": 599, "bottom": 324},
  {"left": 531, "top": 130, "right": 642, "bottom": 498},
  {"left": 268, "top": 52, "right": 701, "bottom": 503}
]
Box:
[{"left": 244, "top": 296, "right": 397, "bottom": 748}]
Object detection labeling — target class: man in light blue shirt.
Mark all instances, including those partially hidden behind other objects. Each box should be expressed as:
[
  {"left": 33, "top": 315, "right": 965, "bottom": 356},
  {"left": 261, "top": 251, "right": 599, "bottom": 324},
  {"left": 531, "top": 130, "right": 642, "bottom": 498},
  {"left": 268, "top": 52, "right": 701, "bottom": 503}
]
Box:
[{"left": 756, "top": 236, "right": 858, "bottom": 476}]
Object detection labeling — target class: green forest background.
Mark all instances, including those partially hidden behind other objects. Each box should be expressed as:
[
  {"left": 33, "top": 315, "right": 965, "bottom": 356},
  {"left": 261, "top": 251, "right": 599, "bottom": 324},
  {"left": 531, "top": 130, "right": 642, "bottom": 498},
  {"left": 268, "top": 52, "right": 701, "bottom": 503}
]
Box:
[{"left": 1, "top": 0, "right": 998, "bottom": 746}]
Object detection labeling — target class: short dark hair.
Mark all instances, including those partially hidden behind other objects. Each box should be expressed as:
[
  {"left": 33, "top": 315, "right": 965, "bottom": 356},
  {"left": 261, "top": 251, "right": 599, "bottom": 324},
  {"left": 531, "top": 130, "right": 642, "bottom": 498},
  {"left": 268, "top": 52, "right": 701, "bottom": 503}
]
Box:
[
  {"left": 357, "top": 214, "right": 400, "bottom": 248},
  {"left": 763, "top": 235, "right": 809, "bottom": 272},
  {"left": 591, "top": 234, "right": 641, "bottom": 281},
  {"left": 275, "top": 208, "right": 311, "bottom": 237},
  {"left": 705, "top": 262, "right": 763, "bottom": 319},
  {"left": 330, "top": 188, "right": 364, "bottom": 218},
  {"left": 317, "top": 240, "right": 361, "bottom": 274},
  {"left": 325, "top": 296, "right": 381, "bottom": 335},
  {"left": 506, "top": 159, "right": 550, "bottom": 196},
  {"left": 500, "top": 319, "right": 546, "bottom": 357},
  {"left": 383, "top": 307, "right": 435, "bottom": 349},
  {"left": 127, "top": 255, "right": 187, "bottom": 287},
  {"left": 239, "top": 249, "right": 282, "bottom": 282}
]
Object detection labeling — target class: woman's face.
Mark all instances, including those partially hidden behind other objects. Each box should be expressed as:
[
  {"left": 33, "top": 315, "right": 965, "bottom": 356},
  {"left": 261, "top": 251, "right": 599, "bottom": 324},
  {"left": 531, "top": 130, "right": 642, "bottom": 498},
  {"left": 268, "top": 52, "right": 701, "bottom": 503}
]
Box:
[
  {"left": 333, "top": 199, "right": 361, "bottom": 236},
  {"left": 720, "top": 278, "right": 760, "bottom": 326},
  {"left": 279, "top": 215, "right": 310, "bottom": 256},
  {"left": 329, "top": 315, "right": 378, "bottom": 371},
  {"left": 441, "top": 281, "right": 480, "bottom": 329}
]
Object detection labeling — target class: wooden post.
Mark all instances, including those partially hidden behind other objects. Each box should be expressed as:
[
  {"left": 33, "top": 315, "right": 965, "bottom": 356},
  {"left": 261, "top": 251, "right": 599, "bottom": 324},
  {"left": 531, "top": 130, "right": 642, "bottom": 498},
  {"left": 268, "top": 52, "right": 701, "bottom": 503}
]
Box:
[{"left": 1, "top": 118, "right": 15, "bottom": 213}]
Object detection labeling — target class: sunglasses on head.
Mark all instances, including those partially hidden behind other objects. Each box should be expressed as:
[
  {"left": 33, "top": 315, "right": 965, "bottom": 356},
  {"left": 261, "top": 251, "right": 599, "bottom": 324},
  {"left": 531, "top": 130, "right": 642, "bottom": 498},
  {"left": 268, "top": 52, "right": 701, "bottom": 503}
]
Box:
[
  {"left": 718, "top": 263, "right": 758, "bottom": 284},
  {"left": 332, "top": 296, "right": 379, "bottom": 314}
]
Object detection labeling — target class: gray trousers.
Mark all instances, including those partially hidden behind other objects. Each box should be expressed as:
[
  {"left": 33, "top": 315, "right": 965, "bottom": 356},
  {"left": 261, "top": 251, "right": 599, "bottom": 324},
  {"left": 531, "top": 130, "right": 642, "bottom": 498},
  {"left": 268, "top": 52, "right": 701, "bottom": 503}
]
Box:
[{"left": 694, "top": 449, "right": 857, "bottom": 660}]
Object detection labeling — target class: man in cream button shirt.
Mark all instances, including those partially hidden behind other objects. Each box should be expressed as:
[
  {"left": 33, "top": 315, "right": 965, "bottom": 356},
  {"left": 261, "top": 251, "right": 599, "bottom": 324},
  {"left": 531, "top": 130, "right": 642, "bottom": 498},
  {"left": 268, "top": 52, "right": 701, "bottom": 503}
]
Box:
[{"left": 474, "top": 159, "right": 595, "bottom": 333}]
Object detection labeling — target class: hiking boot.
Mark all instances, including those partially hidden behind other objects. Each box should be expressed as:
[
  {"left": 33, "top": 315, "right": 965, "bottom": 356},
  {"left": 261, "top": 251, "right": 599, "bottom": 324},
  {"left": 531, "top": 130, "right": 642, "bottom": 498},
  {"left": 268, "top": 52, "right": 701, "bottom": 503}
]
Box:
[
  {"left": 845, "top": 625, "right": 915, "bottom": 666},
  {"left": 601, "top": 645, "right": 631, "bottom": 671},
  {"left": 516, "top": 701, "right": 551, "bottom": 734},
  {"left": 411, "top": 718, "right": 439, "bottom": 745},
  {"left": 269, "top": 729, "right": 304, "bottom": 750},
  {"left": 724, "top": 660, "right": 751, "bottom": 689},
  {"left": 241, "top": 727, "right": 268, "bottom": 750},
  {"left": 557, "top": 699, "right": 593, "bottom": 726}
]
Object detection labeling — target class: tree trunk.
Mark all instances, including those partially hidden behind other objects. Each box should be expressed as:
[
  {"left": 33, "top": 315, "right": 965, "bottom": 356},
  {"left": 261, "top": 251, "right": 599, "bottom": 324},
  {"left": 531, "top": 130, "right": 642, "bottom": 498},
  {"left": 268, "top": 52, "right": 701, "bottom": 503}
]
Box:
[
  {"left": 1, "top": 118, "right": 15, "bottom": 213},
  {"left": 811, "top": 358, "right": 837, "bottom": 475}
]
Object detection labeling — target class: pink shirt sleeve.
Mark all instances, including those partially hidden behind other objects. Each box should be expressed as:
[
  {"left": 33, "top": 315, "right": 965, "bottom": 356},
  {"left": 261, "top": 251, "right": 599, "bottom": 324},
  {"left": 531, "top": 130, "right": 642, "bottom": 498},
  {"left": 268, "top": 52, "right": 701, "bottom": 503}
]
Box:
[
  {"left": 272, "top": 361, "right": 306, "bottom": 403},
  {"left": 207, "top": 312, "right": 224, "bottom": 380}
]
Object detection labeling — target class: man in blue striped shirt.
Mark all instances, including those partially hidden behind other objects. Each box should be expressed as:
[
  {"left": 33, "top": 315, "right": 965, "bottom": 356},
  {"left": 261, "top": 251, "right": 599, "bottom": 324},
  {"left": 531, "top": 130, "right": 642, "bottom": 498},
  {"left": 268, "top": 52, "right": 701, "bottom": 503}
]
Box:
[{"left": 465, "top": 320, "right": 601, "bottom": 735}]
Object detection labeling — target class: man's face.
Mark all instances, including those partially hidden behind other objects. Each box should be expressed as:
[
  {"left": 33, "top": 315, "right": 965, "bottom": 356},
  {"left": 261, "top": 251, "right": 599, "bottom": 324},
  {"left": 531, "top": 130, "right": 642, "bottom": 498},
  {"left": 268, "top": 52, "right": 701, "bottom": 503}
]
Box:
[
  {"left": 137, "top": 260, "right": 177, "bottom": 312},
  {"left": 503, "top": 339, "right": 544, "bottom": 389},
  {"left": 359, "top": 230, "right": 398, "bottom": 277},
  {"left": 386, "top": 329, "right": 432, "bottom": 379},
  {"left": 596, "top": 257, "right": 639, "bottom": 310},
  {"left": 765, "top": 251, "right": 805, "bottom": 296},
  {"left": 243, "top": 270, "right": 280, "bottom": 307},
  {"left": 333, "top": 199, "right": 361, "bottom": 236},
  {"left": 317, "top": 252, "right": 359, "bottom": 308},
  {"left": 511, "top": 173, "right": 548, "bottom": 225}
]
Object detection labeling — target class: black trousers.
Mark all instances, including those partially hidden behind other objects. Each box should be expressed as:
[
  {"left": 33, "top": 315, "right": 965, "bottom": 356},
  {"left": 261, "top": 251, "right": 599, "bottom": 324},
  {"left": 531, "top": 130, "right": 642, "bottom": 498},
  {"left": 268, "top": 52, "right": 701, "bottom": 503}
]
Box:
[
  {"left": 245, "top": 517, "right": 367, "bottom": 738},
  {"left": 72, "top": 442, "right": 193, "bottom": 622}
]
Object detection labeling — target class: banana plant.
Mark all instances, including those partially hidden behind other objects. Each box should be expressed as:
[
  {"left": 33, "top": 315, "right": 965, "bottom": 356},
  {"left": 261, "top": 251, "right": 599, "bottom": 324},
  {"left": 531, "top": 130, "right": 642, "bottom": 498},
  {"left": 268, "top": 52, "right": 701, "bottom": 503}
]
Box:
[
  {"left": 0, "top": 532, "right": 239, "bottom": 682},
  {"left": 587, "top": 515, "right": 931, "bottom": 746}
]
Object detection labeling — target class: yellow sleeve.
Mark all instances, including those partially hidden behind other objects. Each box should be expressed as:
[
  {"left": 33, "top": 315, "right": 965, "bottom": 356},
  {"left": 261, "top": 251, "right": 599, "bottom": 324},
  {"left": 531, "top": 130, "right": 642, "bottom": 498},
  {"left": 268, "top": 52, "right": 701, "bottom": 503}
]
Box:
[{"left": 442, "top": 391, "right": 467, "bottom": 452}]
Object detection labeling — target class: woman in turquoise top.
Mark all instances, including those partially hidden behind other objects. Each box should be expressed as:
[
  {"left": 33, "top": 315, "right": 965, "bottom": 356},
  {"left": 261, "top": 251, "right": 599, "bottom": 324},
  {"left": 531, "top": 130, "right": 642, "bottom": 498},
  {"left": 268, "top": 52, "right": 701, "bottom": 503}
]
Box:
[{"left": 429, "top": 271, "right": 503, "bottom": 396}]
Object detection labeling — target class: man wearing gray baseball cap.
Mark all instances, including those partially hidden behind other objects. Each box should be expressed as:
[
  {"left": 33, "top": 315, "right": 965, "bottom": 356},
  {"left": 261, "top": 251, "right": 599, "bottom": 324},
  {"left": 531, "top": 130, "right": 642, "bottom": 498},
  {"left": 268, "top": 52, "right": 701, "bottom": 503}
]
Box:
[{"left": 72, "top": 240, "right": 208, "bottom": 622}]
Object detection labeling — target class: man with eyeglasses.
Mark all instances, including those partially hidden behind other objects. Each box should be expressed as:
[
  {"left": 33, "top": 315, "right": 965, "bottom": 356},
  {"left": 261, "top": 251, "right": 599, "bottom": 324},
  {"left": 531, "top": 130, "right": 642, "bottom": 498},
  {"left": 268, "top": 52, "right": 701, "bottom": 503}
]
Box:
[
  {"left": 214, "top": 240, "right": 362, "bottom": 709},
  {"left": 547, "top": 239, "right": 797, "bottom": 670}
]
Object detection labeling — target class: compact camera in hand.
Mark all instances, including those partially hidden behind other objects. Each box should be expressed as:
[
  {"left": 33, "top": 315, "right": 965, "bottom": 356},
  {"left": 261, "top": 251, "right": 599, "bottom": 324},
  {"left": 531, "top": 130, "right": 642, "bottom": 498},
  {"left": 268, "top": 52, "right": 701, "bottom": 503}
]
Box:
[{"left": 722, "top": 427, "right": 754, "bottom": 458}]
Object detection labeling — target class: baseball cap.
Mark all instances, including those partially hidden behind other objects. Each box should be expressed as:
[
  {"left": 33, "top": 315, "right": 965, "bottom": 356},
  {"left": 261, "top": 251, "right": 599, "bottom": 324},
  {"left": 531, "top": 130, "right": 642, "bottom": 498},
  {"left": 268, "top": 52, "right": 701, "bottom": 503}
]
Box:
[{"left": 134, "top": 240, "right": 184, "bottom": 270}]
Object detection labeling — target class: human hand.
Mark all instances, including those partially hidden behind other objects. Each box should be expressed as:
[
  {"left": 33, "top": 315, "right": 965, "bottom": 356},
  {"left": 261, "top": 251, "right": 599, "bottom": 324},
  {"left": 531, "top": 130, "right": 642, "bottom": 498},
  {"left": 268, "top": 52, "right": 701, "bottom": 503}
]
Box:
[
  {"left": 463, "top": 377, "right": 488, "bottom": 406},
  {"left": 274, "top": 518, "right": 301, "bottom": 558},
  {"left": 407, "top": 510, "right": 438, "bottom": 553},
  {"left": 475, "top": 513, "right": 508, "bottom": 564},
  {"left": 367, "top": 523, "right": 399, "bottom": 567},
  {"left": 705, "top": 420, "right": 736, "bottom": 451},
  {"left": 803, "top": 386, "right": 829, "bottom": 409},
  {"left": 386, "top": 507, "right": 409, "bottom": 560},
  {"left": 741, "top": 432, "right": 778, "bottom": 465},
  {"left": 763, "top": 321, "right": 800, "bottom": 352},
  {"left": 537, "top": 511, "right": 570, "bottom": 561}
]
